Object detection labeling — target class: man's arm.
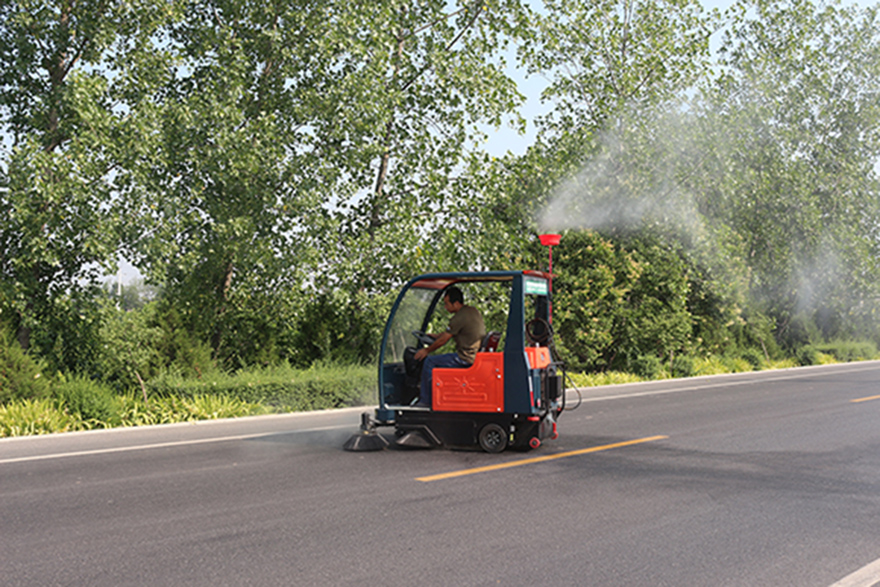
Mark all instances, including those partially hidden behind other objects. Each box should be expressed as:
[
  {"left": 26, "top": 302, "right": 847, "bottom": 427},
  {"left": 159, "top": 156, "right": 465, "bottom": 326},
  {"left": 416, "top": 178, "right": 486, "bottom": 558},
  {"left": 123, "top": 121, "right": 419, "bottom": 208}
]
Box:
[{"left": 414, "top": 331, "right": 452, "bottom": 361}]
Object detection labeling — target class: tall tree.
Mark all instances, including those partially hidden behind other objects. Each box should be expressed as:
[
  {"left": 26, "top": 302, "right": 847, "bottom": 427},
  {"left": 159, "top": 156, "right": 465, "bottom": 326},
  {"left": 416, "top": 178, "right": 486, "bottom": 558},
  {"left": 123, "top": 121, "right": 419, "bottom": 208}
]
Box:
[
  {"left": 122, "top": 0, "right": 345, "bottom": 359},
  {"left": 0, "top": 0, "right": 179, "bottom": 352},
  {"left": 453, "top": 0, "right": 717, "bottom": 272},
  {"left": 691, "top": 0, "right": 880, "bottom": 342},
  {"left": 319, "top": 0, "right": 529, "bottom": 290},
  {"left": 520, "top": 0, "right": 715, "bottom": 140}
]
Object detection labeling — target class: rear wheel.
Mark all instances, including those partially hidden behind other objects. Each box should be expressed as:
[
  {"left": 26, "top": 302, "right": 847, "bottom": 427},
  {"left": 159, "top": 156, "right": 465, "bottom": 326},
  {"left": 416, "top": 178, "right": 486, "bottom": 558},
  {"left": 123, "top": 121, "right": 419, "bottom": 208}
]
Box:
[{"left": 478, "top": 423, "right": 507, "bottom": 453}]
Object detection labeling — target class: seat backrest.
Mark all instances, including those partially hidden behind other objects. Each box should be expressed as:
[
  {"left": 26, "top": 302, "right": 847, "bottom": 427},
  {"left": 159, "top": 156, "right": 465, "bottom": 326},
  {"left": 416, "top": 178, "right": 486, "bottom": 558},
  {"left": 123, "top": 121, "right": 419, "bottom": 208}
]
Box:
[{"left": 480, "top": 331, "right": 502, "bottom": 353}]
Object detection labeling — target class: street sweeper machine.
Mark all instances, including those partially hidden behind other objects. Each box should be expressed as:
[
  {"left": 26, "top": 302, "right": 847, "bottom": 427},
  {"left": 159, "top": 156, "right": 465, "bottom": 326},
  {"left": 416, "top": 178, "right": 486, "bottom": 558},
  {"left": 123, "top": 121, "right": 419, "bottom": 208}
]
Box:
[{"left": 345, "top": 268, "right": 567, "bottom": 453}]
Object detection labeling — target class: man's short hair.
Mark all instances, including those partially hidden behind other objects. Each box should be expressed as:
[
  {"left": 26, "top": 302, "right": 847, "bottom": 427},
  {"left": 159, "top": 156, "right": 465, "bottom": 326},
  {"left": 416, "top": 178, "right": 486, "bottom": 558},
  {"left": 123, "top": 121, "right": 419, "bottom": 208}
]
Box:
[{"left": 444, "top": 286, "right": 464, "bottom": 305}]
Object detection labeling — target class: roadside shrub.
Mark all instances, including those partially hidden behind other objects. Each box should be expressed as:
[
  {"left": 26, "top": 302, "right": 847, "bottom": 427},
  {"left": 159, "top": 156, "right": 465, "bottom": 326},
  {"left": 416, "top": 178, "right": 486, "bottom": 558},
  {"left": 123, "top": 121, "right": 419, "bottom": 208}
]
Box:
[
  {"left": 0, "top": 330, "right": 51, "bottom": 404},
  {"left": 552, "top": 231, "right": 694, "bottom": 372},
  {"left": 54, "top": 375, "right": 120, "bottom": 426},
  {"left": 816, "top": 352, "right": 838, "bottom": 365},
  {"left": 0, "top": 398, "right": 77, "bottom": 437},
  {"left": 796, "top": 346, "right": 819, "bottom": 366},
  {"left": 740, "top": 348, "right": 765, "bottom": 371},
  {"left": 670, "top": 355, "right": 695, "bottom": 378},
  {"left": 693, "top": 356, "right": 731, "bottom": 376},
  {"left": 766, "top": 358, "right": 797, "bottom": 369},
  {"left": 24, "top": 289, "right": 105, "bottom": 377},
  {"left": 289, "top": 290, "right": 388, "bottom": 368},
  {"left": 178, "top": 395, "right": 270, "bottom": 420},
  {"left": 97, "top": 302, "right": 165, "bottom": 392},
  {"left": 630, "top": 355, "right": 662, "bottom": 379},
  {"left": 813, "top": 340, "right": 877, "bottom": 363},
  {"left": 146, "top": 361, "right": 376, "bottom": 411},
  {"left": 569, "top": 371, "right": 643, "bottom": 387},
  {"left": 115, "top": 393, "right": 267, "bottom": 426},
  {"left": 151, "top": 304, "right": 218, "bottom": 379},
  {"left": 723, "top": 356, "right": 753, "bottom": 372}
]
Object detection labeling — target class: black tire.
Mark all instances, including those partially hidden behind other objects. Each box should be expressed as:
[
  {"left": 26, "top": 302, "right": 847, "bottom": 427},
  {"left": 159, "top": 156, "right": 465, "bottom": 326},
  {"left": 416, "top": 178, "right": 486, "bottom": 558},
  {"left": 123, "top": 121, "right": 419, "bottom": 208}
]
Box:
[{"left": 478, "top": 423, "right": 508, "bottom": 453}]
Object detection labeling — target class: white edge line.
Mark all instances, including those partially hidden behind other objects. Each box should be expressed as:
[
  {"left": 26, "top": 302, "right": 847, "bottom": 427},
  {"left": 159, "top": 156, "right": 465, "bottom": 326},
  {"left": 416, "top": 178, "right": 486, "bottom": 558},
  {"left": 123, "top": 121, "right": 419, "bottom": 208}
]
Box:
[
  {"left": 5, "top": 362, "right": 880, "bottom": 464},
  {"left": 0, "top": 404, "right": 373, "bottom": 445},
  {"left": 828, "top": 557, "right": 880, "bottom": 587},
  {"left": 569, "top": 362, "right": 880, "bottom": 403},
  {"left": 0, "top": 424, "right": 351, "bottom": 465}
]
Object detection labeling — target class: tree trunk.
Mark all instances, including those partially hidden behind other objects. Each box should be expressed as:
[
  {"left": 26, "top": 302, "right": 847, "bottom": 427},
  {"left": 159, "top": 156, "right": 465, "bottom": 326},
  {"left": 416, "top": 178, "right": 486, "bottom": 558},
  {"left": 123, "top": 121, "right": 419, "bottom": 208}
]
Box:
[
  {"left": 367, "top": 17, "right": 406, "bottom": 240},
  {"left": 16, "top": 324, "right": 32, "bottom": 352},
  {"left": 211, "top": 260, "right": 235, "bottom": 354}
]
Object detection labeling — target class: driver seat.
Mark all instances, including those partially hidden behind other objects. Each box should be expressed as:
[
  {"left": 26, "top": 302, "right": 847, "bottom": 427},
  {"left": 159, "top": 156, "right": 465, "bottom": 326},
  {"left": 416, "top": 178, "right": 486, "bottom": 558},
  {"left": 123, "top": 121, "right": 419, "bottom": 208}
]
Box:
[{"left": 479, "top": 331, "right": 502, "bottom": 353}]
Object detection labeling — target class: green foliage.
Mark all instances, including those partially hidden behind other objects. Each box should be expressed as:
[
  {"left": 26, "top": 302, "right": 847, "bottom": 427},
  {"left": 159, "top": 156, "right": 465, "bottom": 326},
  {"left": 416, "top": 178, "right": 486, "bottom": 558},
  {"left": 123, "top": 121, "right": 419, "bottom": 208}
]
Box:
[
  {"left": 630, "top": 355, "right": 663, "bottom": 379},
  {"left": 623, "top": 237, "right": 693, "bottom": 363},
  {"left": 670, "top": 354, "right": 696, "bottom": 378},
  {"left": 146, "top": 361, "right": 376, "bottom": 411},
  {"left": 30, "top": 288, "right": 105, "bottom": 376},
  {"left": 95, "top": 302, "right": 216, "bottom": 391},
  {"left": 0, "top": 0, "right": 179, "bottom": 352},
  {"left": 116, "top": 0, "right": 531, "bottom": 359},
  {"left": 811, "top": 340, "right": 878, "bottom": 363},
  {"left": 289, "top": 290, "right": 390, "bottom": 368},
  {"left": 115, "top": 393, "right": 268, "bottom": 427},
  {"left": 0, "top": 328, "right": 50, "bottom": 404},
  {"left": 97, "top": 301, "right": 165, "bottom": 391},
  {"left": 551, "top": 230, "right": 695, "bottom": 371},
  {"left": 796, "top": 345, "right": 820, "bottom": 366},
  {"left": 693, "top": 0, "right": 880, "bottom": 347},
  {"left": 740, "top": 348, "right": 766, "bottom": 371},
  {"left": 53, "top": 375, "right": 119, "bottom": 426},
  {"left": 551, "top": 231, "right": 635, "bottom": 370},
  {"left": 0, "top": 398, "right": 77, "bottom": 437},
  {"left": 313, "top": 0, "right": 530, "bottom": 293},
  {"left": 569, "top": 371, "right": 643, "bottom": 387},
  {"left": 0, "top": 391, "right": 266, "bottom": 436},
  {"left": 150, "top": 305, "right": 217, "bottom": 379},
  {"left": 520, "top": 0, "right": 715, "bottom": 136},
  {"left": 692, "top": 355, "right": 733, "bottom": 376}
]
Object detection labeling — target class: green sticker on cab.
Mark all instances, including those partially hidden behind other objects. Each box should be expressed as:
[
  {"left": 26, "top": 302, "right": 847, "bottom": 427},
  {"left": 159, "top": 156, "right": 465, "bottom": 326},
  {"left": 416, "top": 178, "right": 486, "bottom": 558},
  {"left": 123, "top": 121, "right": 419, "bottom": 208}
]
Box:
[{"left": 524, "top": 276, "right": 549, "bottom": 295}]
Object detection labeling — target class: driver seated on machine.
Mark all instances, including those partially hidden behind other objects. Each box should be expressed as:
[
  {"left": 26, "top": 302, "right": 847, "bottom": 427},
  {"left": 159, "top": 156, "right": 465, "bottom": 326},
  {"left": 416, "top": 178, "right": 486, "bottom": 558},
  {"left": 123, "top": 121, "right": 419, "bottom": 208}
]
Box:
[{"left": 412, "top": 286, "right": 486, "bottom": 408}]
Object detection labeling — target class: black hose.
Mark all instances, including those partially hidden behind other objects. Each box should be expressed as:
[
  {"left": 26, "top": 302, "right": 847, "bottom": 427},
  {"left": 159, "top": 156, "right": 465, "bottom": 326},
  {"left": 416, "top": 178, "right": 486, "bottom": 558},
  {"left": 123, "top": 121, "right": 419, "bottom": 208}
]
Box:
[
  {"left": 532, "top": 317, "right": 582, "bottom": 412},
  {"left": 563, "top": 370, "right": 582, "bottom": 411}
]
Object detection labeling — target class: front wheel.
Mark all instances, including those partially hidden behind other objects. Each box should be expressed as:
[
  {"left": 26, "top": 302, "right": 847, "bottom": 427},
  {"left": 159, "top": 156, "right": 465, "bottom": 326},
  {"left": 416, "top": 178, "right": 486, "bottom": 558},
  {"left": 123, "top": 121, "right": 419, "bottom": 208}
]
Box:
[{"left": 478, "top": 423, "right": 508, "bottom": 453}]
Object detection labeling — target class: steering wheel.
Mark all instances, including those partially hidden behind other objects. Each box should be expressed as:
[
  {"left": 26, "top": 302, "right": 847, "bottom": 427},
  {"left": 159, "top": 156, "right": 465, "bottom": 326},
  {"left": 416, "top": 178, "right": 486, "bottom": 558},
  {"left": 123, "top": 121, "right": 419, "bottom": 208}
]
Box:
[
  {"left": 412, "top": 330, "right": 434, "bottom": 348},
  {"left": 525, "top": 317, "right": 552, "bottom": 345}
]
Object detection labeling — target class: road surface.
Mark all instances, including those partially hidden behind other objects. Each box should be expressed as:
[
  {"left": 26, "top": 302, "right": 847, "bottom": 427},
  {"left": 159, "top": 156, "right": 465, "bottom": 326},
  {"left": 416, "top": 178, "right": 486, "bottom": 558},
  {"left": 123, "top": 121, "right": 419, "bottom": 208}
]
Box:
[{"left": 2, "top": 362, "right": 880, "bottom": 586}]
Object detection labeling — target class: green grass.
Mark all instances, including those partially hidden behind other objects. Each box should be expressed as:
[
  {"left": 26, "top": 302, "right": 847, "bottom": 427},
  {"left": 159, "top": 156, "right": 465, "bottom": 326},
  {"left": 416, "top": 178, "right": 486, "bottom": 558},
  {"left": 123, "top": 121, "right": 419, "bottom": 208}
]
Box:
[
  {"left": 568, "top": 353, "right": 817, "bottom": 390},
  {"left": 0, "top": 398, "right": 78, "bottom": 437},
  {"left": 0, "top": 392, "right": 269, "bottom": 437},
  {"left": 0, "top": 361, "right": 375, "bottom": 437},
  {"left": 146, "top": 361, "right": 376, "bottom": 411},
  {"left": 0, "top": 348, "right": 870, "bottom": 437},
  {"left": 568, "top": 371, "right": 644, "bottom": 387},
  {"left": 115, "top": 393, "right": 270, "bottom": 427}
]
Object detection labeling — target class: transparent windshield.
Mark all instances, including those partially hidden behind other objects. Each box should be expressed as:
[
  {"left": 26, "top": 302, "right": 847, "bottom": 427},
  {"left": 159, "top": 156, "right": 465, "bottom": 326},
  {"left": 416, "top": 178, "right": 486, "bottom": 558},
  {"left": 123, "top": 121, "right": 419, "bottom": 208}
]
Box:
[
  {"left": 382, "top": 280, "right": 515, "bottom": 366},
  {"left": 384, "top": 286, "right": 438, "bottom": 364}
]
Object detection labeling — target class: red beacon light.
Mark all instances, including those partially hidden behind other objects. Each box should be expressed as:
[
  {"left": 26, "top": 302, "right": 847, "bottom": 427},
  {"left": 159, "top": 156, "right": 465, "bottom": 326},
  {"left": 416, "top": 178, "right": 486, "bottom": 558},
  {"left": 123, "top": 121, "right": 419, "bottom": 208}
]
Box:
[
  {"left": 538, "top": 234, "right": 561, "bottom": 324},
  {"left": 539, "top": 233, "right": 561, "bottom": 247}
]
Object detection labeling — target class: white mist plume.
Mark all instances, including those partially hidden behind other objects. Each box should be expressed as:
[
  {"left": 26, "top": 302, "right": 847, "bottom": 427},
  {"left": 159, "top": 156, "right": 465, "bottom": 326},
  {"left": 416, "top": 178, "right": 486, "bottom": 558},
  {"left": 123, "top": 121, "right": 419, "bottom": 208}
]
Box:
[
  {"left": 537, "top": 111, "right": 704, "bottom": 240},
  {"left": 793, "top": 239, "right": 845, "bottom": 314}
]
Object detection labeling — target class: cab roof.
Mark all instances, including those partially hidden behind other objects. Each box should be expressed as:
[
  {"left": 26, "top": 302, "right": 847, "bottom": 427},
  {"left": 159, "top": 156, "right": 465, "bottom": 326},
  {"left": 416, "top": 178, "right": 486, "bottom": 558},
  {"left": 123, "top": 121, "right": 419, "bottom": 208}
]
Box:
[{"left": 409, "top": 270, "right": 551, "bottom": 290}]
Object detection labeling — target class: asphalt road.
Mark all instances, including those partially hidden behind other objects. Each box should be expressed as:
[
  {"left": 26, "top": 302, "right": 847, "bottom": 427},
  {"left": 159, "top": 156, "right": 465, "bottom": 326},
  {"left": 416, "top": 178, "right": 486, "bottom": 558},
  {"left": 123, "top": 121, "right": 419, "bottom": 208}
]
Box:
[{"left": 2, "top": 362, "right": 880, "bottom": 586}]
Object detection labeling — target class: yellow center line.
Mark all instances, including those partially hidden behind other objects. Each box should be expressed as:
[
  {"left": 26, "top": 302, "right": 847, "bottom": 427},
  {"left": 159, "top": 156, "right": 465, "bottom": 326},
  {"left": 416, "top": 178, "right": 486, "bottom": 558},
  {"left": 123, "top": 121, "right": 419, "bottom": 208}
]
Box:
[
  {"left": 416, "top": 435, "right": 668, "bottom": 482},
  {"left": 851, "top": 394, "right": 880, "bottom": 403}
]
